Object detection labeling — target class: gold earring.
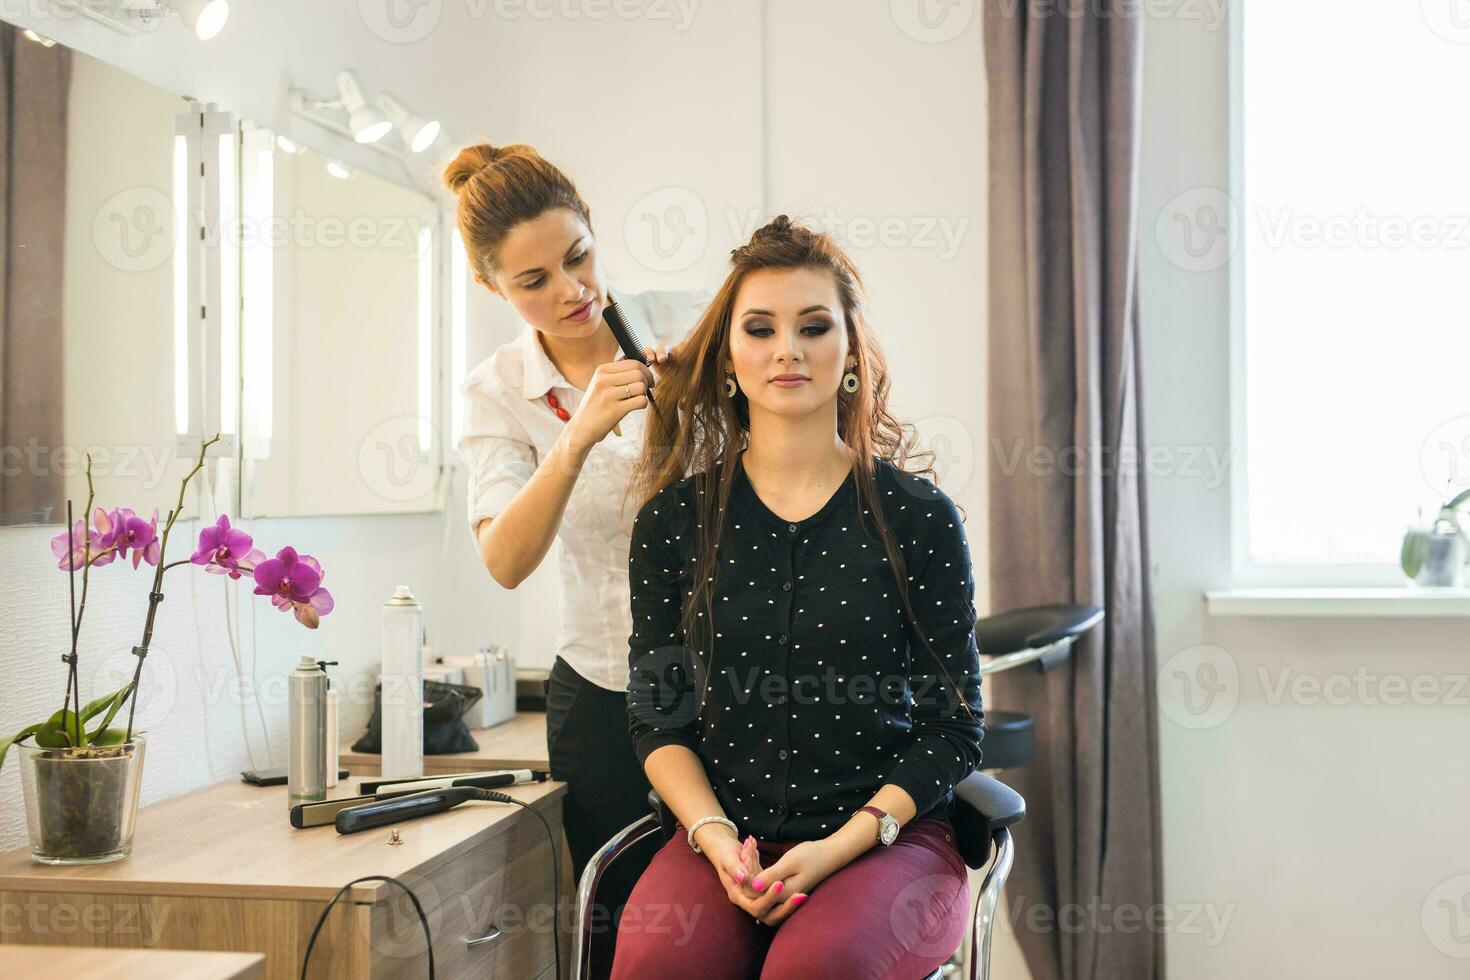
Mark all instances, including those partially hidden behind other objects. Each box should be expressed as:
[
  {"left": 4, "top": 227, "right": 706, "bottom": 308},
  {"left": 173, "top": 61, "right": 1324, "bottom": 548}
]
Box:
[
  {"left": 842, "top": 368, "right": 859, "bottom": 393},
  {"left": 725, "top": 372, "right": 738, "bottom": 397}
]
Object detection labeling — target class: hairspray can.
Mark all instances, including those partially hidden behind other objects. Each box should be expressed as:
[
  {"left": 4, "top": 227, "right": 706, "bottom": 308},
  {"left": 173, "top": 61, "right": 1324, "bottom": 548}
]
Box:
[
  {"left": 317, "top": 660, "right": 340, "bottom": 788},
  {"left": 381, "top": 585, "right": 425, "bottom": 779},
  {"left": 288, "top": 655, "right": 328, "bottom": 806}
]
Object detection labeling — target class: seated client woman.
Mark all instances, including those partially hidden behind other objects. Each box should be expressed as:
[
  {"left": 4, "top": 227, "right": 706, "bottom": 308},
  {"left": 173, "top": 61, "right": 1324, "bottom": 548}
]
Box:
[{"left": 611, "top": 215, "right": 984, "bottom": 980}]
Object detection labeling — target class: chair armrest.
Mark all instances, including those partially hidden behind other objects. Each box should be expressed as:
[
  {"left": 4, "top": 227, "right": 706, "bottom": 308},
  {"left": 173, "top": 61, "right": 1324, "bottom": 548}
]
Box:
[
  {"left": 949, "top": 771, "right": 1026, "bottom": 869},
  {"left": 954, "top": 771, "right": 1025, "bottom": 827}
]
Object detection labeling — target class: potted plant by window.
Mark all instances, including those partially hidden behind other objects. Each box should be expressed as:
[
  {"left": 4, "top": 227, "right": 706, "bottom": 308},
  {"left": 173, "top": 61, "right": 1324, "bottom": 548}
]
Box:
[
  {"left": 0, "top": 436, "right": 334, "bottom": 864},
  {"left": 1401, "top": 488, "right": 1470, "bottom": 588}
]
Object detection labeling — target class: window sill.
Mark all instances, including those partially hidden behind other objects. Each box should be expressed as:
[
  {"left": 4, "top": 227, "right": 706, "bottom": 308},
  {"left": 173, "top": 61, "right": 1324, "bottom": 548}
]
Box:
[{"left": 1204, "top": 587, "right": 1470, "bottom": 618}]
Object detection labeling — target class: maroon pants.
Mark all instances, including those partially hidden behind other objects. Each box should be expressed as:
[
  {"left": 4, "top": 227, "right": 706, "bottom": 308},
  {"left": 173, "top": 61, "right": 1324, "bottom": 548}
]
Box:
[{"left": 610, "top": 816, "right": 969, "bottom": 980}]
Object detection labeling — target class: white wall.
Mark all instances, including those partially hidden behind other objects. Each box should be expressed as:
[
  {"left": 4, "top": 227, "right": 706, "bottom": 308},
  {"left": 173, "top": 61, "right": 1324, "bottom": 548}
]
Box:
[{"left": 1141, "top": 6, "right": 1469, "bottom": 980}]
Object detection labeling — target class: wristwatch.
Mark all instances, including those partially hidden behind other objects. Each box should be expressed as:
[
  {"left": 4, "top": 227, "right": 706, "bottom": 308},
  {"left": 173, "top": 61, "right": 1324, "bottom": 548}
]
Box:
[{"left": 859, "top": 805, "right": 900, "bottom": 846}]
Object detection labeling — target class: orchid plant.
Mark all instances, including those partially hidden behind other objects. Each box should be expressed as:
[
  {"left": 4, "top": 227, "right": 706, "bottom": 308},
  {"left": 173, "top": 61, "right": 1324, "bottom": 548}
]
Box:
[{"left": 0, "top": 435, "right": 333, "bottom": 767}]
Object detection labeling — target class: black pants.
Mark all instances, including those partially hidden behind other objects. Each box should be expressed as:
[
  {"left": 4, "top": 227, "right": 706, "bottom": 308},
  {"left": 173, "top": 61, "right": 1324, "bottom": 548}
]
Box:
[{"left": 545, "top": 655, "right": 659, "bottom": 980}]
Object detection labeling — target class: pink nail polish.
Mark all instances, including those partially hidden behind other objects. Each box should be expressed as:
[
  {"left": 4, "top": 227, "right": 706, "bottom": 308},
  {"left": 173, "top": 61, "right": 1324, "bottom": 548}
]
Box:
[
  {"left": 753, "top": 878, "right": 765, "bottom": 890},
  {"left": 735, "top": 869, "right": 746, "bottom": 883},
  {"left": 791, "top": 894, "right": 807, "bottom": 908},
  {"left": 772, "top": 881, "right": 783, "bottom": 894}
]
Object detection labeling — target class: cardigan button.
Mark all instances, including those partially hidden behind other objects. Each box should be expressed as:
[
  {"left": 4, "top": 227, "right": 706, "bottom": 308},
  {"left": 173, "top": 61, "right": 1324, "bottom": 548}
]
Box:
[
  {"left": 778, "top": 634, "right": 788, "bottom": 645},
  {"left": 778, "top": 749, "right": 788, "bottom": 760},
  {"left": 782, "top": 581, "right": 792, "bottom": 592},
  {"left": 787, "top": 522, "right": 797, "bottom": 533}
]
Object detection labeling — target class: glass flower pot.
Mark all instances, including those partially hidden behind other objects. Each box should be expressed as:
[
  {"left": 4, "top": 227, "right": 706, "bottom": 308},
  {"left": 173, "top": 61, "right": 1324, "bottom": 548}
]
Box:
[{"left": 17, "top": 733, "right": 146, "bottom": 865}]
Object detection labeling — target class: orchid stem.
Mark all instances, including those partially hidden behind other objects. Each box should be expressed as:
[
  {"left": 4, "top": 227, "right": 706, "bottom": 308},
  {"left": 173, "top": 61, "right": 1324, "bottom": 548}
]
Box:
[{"left": 123, "top": 434, "right": 220, "bottom": 743}]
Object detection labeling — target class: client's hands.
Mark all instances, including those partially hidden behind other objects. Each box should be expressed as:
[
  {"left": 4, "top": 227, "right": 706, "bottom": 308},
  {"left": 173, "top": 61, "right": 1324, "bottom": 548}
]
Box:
[
  {"left": 702, "top": 830, "right": 833, "bottom": 927},
  {"left": 743, "top": 839, "right": 840, "bottom": 926},
  {"left": 701, "top": 826, "right": 763, "bottom": 910}
]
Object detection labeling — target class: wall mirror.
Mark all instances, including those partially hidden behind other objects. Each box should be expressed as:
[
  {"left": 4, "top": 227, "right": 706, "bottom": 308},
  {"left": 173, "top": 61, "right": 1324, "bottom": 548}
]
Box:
[
  {"left": 236, "top": 127, "right": 446, "bottom": 517},
  {"left": 0, "top": 26, "right": 201, "bottom": 527}
]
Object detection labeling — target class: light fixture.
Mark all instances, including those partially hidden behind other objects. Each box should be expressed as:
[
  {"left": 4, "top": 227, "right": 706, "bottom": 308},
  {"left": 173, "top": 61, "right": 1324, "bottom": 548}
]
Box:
[
  {"left": 289, "top": 72, "right": 395, "bottom": 146},
  {"left": 274, "top": 134, "right": 303, "bottom": 155},
  {"left": 325, "top": 160, "right": 352, "bottom": 180},
  {"left": 375, "top": 94, "right": 441, "bottom": 154},
  {"left": 22, "top": 28, "right": 57, "bottom": 46},
  {"left": 336, "top": 71, "right": 391, "bottom": 144},
  {"left": 169, "top": 0, "right": 229, "bottom": 40},
  {"left": 50, "top": 0, "right": 228, "bottom": 39}
]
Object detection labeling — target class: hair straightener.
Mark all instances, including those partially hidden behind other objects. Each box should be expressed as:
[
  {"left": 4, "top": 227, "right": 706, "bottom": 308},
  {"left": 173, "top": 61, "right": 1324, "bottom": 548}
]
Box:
[
  {"left": 334, "top": 785, "right": 508, "bottom": 835},
  {"left": 602, "top": 295, "right": 660, "bottom": 412},
  {"left": 290, "top": 769, "right": 549, "bottom": 829}
]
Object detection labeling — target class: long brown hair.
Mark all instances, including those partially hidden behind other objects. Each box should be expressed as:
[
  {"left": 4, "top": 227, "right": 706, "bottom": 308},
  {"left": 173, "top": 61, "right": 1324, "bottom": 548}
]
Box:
[
  {"left": 442, "top": 142, "right": 591, "bottom": 284},
  {"left": 627, "top": 214, "right": 978, "bottom": 722}
]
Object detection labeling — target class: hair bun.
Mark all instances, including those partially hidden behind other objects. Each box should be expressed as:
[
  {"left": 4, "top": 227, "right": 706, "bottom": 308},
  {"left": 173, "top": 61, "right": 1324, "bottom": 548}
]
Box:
[
  {"left": 758, "top": 214, "right": 794, "bottom": 239},
  {"left": 442, "top": 142, "right": 539, "bottom": 194}
]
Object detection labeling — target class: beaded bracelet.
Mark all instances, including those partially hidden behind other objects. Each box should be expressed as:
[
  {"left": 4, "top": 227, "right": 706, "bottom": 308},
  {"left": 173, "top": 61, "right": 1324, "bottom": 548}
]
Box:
[{"left": 686, "top": 815, "right": 739, "bottom": 853}]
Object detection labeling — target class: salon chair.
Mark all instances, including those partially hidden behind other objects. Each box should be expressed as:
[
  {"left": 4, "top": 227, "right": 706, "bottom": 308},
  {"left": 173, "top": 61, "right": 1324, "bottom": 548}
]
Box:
[{"left": 574, "top": 602, "right": 1104, "bottom": 980}]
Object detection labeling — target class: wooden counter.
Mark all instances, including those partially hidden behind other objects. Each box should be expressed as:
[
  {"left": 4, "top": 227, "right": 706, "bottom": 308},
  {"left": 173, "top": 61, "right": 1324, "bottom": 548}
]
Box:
[
  {"left": 0, "top": 776, "right": 566, "bottom": 979},
  {"left": 0, "top": 944, "right": 265, "bottom": 978}
]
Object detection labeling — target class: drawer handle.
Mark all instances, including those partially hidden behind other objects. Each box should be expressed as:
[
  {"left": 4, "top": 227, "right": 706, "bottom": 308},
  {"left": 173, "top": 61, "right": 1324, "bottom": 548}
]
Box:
[{"left": 466, "top": 923, "right": 503, "bottom": 948}]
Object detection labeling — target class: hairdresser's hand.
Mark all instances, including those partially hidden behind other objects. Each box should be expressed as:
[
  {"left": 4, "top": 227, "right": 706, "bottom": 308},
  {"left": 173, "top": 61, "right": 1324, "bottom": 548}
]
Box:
[
  {"left": 566, "top": 356, "right": 656, "bottom": 446},
  {"left": 647, "top": 343, "right": 675, "bottom": 379}
]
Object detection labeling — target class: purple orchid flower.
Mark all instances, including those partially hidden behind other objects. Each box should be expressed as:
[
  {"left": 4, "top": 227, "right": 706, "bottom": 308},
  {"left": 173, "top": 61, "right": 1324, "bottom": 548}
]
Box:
[
  {"left": 90, "top": 507, "right": 125, "bottom": 565},
  {"left": 114, "top": 507, "right": 161, "bottom": 569},
  {"left": 252, "top": 546, "right": 334, "bottom": 629},
  {"left": 190, "top": 515, "right": 266, "bottom": 580},
  {"left": 49, "top": 515, "right": 116, "bottom": 570}
]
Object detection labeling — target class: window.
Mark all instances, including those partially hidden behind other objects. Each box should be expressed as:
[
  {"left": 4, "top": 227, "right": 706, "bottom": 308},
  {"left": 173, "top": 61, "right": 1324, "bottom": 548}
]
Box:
[{"left": 1235, "top": 1, "right": 1470, "bottom": 576}]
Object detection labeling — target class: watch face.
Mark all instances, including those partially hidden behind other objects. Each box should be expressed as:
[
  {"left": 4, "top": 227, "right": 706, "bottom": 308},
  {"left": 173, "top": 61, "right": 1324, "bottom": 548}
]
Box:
[{"left": 880, "top": 816, "right": 900, "bottom": 845}]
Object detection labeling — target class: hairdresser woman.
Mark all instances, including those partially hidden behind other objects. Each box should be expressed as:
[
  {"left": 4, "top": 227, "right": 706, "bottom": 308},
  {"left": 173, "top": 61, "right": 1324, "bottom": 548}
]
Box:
[{"left": 444, "top": 142, "right": 709, "bottom": 972}]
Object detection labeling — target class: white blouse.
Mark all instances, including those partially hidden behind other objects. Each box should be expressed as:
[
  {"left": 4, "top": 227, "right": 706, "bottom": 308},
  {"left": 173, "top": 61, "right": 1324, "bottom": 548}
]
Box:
[{"left": 456, "top": 287, "right": 712, "bottom": 692}]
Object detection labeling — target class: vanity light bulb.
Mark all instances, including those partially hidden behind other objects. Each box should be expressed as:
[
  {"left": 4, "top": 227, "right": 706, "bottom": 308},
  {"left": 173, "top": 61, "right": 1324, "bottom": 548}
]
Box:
[
  {"left": 374, "top": 93, "right": 441, "bottom": 154},
  {"left": 337, "top": 72, "right": 391, "bottom": 144},
  {"left": 170, "top": 0, "right": 230, "bottom": 40},
  {"left": 407, "top": 118, "right": 440, "bottom": 154}
]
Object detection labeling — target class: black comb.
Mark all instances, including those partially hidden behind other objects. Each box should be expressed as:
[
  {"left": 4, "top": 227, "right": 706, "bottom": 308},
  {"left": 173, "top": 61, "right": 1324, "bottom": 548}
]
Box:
[{"left": 603, "top": 298, "right": 658, "bottom": 410}]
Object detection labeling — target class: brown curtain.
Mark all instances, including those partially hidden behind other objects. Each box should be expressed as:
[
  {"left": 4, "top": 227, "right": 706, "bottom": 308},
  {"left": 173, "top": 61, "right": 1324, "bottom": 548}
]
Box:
[
  {"left": 0, "top": 23, "right": 70, "bottom": 524},
  {"left": 983, "top": 3, "right": 1164, "bottom": 980}
]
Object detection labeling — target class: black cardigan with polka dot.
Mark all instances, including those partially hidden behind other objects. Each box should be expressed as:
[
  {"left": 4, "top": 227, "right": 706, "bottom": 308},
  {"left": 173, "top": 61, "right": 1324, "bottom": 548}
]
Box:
[{"left": 625, "top": 453, "right": 984, "bottom": 842}]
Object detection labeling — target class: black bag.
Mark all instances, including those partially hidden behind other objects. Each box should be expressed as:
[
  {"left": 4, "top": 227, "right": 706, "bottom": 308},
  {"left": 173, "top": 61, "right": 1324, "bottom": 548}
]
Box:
[{"left": 351, "top": 679, "right": 482, "bottom": 755}]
